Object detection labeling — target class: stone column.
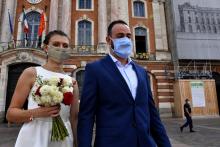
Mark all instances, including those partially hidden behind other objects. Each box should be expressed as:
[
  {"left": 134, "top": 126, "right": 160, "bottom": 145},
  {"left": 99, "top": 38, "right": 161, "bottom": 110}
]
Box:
[
  {"left": 153, "top": 0, "right": 171, "bottom": 60},
  {"left": 60, "top": 0, "right": 71, "bottom": 37},
  {"left": 0, "top": 0, "right": 3, "bottom": 25},
  {"left": 98, "top": 0, "right": 107, "bottom": 53},
  {"left": 49, "top": 0, "right": 59, "bottom": 31},
  {"left": 111, "top": 0, "right": 129, "bottom": 24},
  {"left": 0, "top": 0, "right": 16, "bottom": 51}
]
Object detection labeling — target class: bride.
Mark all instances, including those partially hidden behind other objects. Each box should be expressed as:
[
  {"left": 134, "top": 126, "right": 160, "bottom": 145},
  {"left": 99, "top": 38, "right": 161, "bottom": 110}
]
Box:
[{"left": 6, "top": 30, "right": 79, "bottom": 147}]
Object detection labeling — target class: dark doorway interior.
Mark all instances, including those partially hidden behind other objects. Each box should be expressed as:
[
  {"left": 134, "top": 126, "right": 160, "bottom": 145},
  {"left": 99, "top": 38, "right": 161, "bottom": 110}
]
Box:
[
  {"left": 76, "top": 70, "right": 85, "bottom": 99},
  {"left": 212, "top": 72, "right": 220, "bottom": 115},
  {"left": 135, "top": 36, "right": 147, "bottom": 53},
  {"left": 4, "top": 63, "right": 39, "bottom": 122}
]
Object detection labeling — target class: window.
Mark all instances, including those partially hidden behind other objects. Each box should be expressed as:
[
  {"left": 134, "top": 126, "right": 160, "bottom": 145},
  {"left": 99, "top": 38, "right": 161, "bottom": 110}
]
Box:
[
  {"left": 188, "top": 17, "right": 191, "bottom": 23},
  {"left": 213, "top": 26, "right": 217, "bottom": 33},
  {"left": 202, "top": 25, "right": 206, "bottom": 33},
  {"left": 218, "top": 18, "right": 220, "bottom": 25},
  {"left": 133, "top": 1, "right": 145, "bottom": 17},
  {"left": 207, "top": 18, "right": 210, "bottom": 24},
  {"left": 212, "top": 18, "right": 215, "bottom": 24},
  {"left": 196, "top": 25, "right": 200, "bottom": 32},
  {"left": 201, "top": 18, "right": 205, "bottom": 24},
  {"left": 78, "top": 0, "right": 92, "bottom": 9},
  {"left": 195, "top": 17, "right": 198, "bottom": 23},
  {"left": 208, "top": 25, "right": 211, "bottom": 33},
  {"left": 188, "top": 25, "right": 193, "bottom": 33},
  {"left": 25, "top": 11, "right": 40, "bottom": 41},
  {"left": 135, "top": 27, "right": 148, "bottom": 53},
  {"left": 78, "top": 20, "right": 92, "bottom": 45}
]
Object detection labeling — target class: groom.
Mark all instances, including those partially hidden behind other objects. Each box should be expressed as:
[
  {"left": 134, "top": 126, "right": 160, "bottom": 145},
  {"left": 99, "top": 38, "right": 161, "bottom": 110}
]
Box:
[{"left": 77, "top": 20, "right": 171, "bottom": 147}]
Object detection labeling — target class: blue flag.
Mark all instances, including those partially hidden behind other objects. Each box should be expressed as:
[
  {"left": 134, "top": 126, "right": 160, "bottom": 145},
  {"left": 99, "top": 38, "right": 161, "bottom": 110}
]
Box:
[{"left": 8, "top": 10, "right": 13, "bottom": 35}]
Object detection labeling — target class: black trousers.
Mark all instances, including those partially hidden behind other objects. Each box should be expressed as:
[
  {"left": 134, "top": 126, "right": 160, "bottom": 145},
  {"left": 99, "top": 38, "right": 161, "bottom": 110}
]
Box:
[{"left": 181, "top": 114, "right": 193, "bottom": 130}]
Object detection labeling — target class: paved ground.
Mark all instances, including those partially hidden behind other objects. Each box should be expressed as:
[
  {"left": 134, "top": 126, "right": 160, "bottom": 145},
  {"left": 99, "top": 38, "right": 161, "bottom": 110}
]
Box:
[
  {"left": 164, "top": 117, "right": 220, "bottom": 147},
  {"left": 0, "top": 117, "right": 220, "bottom": 147}
]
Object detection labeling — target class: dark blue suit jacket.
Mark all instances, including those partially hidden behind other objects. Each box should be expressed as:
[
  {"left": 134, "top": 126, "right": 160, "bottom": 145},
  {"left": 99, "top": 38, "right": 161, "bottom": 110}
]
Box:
[{"left": 77, "top": 55, "right": 171, "bottom": 147}]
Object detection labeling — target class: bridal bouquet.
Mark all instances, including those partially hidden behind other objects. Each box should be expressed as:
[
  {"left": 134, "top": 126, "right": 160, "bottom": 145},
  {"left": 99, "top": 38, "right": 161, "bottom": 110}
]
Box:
[{"left": 32, "top": 76, "right": 74, "bottom": 141}]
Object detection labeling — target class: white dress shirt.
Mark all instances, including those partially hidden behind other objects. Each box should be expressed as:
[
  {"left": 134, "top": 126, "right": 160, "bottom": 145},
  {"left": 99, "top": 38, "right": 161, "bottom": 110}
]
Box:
[{"left": 109, "top": 53, "right": 138, "bottom": 99}]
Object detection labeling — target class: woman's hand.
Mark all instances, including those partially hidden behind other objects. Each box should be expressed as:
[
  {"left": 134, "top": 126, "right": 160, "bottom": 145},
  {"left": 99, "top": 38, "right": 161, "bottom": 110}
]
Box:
[{"left": 33, "top": 105, "right": 61, "bottom": 118}]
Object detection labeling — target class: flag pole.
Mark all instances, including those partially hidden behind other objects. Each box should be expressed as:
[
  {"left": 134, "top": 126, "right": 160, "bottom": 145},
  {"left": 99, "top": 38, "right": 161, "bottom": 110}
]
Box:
[{"left": 8, "top": 9, "right": 15, "bottom": 48}]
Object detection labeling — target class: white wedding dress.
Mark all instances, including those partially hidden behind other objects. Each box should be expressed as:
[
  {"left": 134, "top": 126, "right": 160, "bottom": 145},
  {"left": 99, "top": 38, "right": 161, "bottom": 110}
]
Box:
[{"left": 15, "top": 66, "right": 73, "bottom": 147}]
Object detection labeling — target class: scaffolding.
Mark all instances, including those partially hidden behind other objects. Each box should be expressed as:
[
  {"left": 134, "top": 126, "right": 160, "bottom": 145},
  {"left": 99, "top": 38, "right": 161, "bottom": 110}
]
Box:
[{"left": 175, "top": 60, "right": 212, "bottom": 79}]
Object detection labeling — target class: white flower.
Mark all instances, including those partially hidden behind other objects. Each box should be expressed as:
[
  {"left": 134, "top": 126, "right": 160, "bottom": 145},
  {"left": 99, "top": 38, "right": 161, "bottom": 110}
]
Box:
[
  {"left": 32, "top": 76, "right": 74, "bottom": 107},
  {"left": 53, "top": 91, "right": 63, "bottom": 104},
  {"left": 40, "top": 85, "right": 51, "bottom": 96},
  {"left": 62, "top": 86, "right": 73, "bottom": 93},
  {"left": 40, "top": 95, "right": 52, "bottom": 106},
  {"left": 63, "top": 77, "right": 72, "bottom": 86},
  {"left": 48, "top": 77, "right": 60, "bottom": 86},
  {"left": 49, "top": 86, "right": 59, "bottom": 96}
]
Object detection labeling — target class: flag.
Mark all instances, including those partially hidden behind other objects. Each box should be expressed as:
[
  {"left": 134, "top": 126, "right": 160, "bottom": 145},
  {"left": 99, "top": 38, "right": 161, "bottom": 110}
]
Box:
[
  {"left": 8, "top": 10, "right": 13, "bottom": 35},
  {"left": 37, "top": 12, "right": 45, "bottom": 48},
  {"left": 23, "top": 9, "right": 29, "bottom": 33},
  {"left": 38, "top": 12, "right": 45, "bottom": 37}
]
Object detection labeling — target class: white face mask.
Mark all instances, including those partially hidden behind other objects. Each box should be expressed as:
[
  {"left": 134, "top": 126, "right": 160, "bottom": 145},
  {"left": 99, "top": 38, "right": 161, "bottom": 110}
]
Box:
[
  {"left": 47, "top": 45, "right": 71, "bottom": 63},
  {"left": 111, "top": 37, "right": 133, "bottom": 59}
]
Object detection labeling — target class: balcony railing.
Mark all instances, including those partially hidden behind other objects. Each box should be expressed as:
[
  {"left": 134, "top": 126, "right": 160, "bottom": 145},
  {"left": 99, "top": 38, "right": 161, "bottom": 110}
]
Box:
[
  {"left": 71, "top": 45, "right": 98, "bottom": 54},
  {"left": 0, "top": 40, "right": 41, "bottom": 52},
  {"left": 135, "top": 52, "right": 149, "bottom": 60},
  {"left": 0, "top": 41, "right": 151, "bottom": 60},
  {"left": 0, "top": 40, "right": 102, "bottom": 54}
]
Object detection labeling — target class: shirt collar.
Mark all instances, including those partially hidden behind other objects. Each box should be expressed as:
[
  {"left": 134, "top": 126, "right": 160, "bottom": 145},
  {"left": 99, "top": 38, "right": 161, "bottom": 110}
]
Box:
[{"left": 109, "top": 53, "right": 132, "bottom": 66}]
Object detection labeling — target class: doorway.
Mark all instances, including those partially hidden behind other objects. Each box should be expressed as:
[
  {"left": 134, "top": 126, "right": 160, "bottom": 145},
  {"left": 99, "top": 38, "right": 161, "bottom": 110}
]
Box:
[
  {"left": 75, "top": 70, "right": 85, "bottom": 99},
  {"left": 4, "top": 63, "right": 39, "bottom": 122},
  {"left": 212, "top": 72, "right": 220, "bottom": 115},
  {"left": 135, "top": 27, "right": 148, "bottom": 54}
]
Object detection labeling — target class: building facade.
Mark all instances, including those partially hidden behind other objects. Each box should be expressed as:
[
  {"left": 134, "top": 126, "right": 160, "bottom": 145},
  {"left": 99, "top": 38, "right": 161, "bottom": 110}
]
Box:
[
  {"left": 178, "top": 2, "right": 220, "bottom": 34},
  {"left": 165, "top": 0, "right": 220, "bottom": 117},
  {"left": 0, "top": 0, "right": 174, "bottom": 122}
]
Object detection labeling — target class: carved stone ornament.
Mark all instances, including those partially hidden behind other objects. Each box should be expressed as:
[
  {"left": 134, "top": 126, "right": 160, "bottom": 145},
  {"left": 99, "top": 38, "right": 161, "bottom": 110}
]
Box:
[
  {"left": 16, "top": 52, "right": 32, "bottom": 62},
  {"left": 27, "top": 0, "right": 42, "bottom": 4}
]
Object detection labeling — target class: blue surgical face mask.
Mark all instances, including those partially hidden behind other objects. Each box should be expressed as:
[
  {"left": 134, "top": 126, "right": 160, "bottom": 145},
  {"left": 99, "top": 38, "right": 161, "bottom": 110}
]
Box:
[{"left": 112, "top": 37, "right": 133, "bottom": 59}]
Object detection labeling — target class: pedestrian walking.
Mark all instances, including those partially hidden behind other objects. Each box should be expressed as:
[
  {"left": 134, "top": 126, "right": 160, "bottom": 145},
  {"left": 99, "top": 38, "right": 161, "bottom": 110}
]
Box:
[{"left": 180, "top": 99, "right": 195, "bottom": 133}]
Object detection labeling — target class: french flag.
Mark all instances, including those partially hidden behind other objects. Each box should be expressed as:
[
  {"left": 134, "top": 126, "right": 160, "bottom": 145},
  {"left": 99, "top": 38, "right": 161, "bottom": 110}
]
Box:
[{"left": 23, "top": 9, "right": 29, "bottom": 33}]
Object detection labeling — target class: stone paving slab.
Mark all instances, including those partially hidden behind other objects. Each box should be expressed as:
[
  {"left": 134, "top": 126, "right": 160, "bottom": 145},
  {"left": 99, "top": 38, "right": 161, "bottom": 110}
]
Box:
[
  {"left": 0, "top": 117, "right": 219, "bottom": 147},
  {"left": 163, "top": 117, "right": 220, "bottom": 147}
]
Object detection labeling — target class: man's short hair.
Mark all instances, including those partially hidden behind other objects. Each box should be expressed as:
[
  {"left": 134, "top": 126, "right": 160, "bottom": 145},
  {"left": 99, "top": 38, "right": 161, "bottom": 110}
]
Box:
[
  {"left": 185, "top": 99, "right": 189, "bottom": 102},
  {"left": 107, "top": 20, "right": 128, "bottom": 36}
]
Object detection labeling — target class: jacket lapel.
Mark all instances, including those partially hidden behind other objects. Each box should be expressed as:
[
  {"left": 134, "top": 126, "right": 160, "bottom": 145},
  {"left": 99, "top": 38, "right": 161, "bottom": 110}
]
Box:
[
  {"left": 102, "top": 55, "right": 134, "bottom": 101},
  {"left": 131, "top": 62, "right": 142, "bottom": 101}
]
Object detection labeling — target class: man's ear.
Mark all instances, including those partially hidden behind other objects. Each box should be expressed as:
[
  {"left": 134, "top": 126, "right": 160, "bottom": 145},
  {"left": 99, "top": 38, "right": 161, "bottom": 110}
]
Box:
[{"left": 106, "top": 36, "right": 111, "bottom": 45}]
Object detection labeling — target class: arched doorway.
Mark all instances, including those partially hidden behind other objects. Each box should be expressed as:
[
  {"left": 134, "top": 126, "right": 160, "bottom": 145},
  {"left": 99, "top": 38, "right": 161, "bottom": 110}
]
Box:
[
  {"left": 75, "top": 70, "right": 85, "bottom": 99},
  {"left": 4, "top": 63, "right": 39, "bottom": 122},
  {"left": 135, "top": 27, "right": 148, "bottom": 54},
  {"left": 212, "top": 72, "right": 220, "bottom": 115}
]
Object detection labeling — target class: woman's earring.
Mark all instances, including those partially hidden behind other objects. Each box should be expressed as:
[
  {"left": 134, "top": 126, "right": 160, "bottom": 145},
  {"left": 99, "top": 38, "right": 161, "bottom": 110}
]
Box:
[{"left": 46, "top": 52, "right": 48, "bottom": 60}]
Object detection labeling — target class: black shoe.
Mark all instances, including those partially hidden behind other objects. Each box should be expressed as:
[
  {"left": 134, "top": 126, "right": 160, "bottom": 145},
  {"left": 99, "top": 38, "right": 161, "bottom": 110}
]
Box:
[
  {"left": 180, "top": 127, "right": 183, "bottom": 132},
  {"left": 190, "top": 130, "right": 196, "bottom": 133}
]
